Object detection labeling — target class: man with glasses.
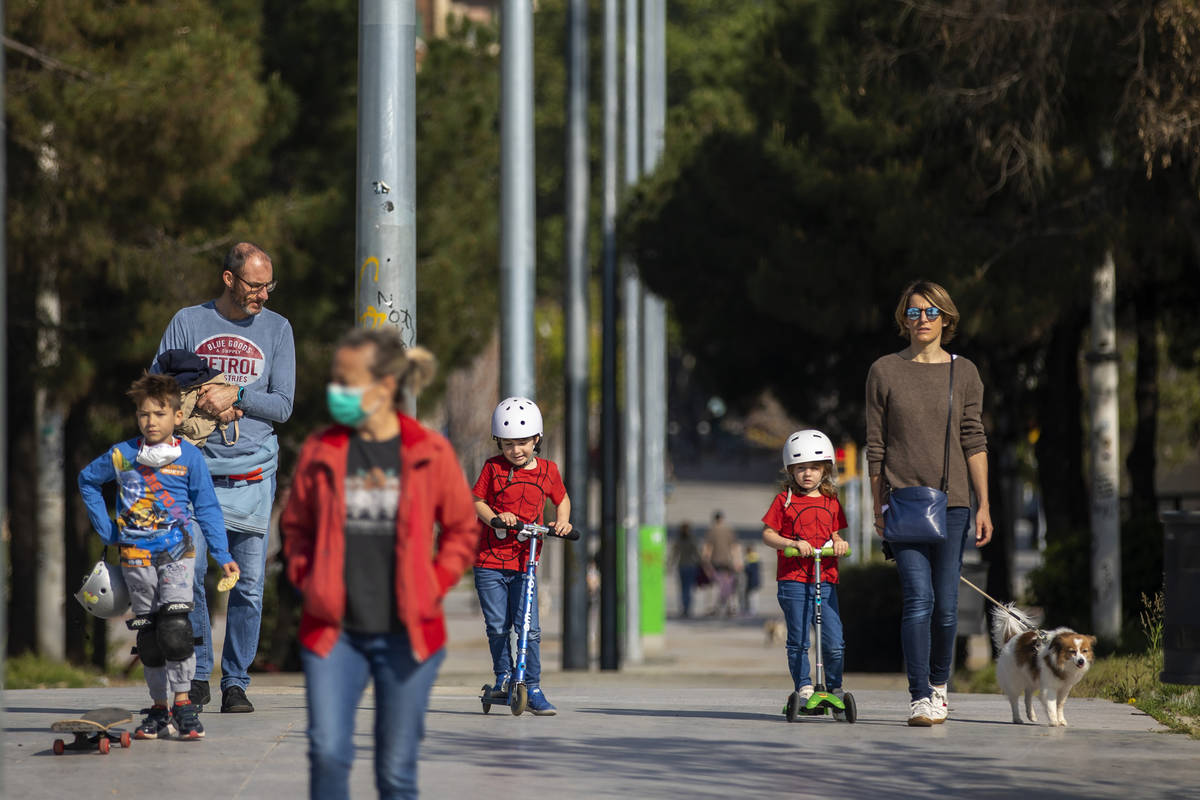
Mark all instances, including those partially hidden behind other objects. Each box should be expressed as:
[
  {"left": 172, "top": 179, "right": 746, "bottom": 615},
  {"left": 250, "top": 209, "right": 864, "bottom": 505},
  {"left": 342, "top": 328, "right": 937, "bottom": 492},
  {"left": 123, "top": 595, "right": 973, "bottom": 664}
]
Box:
[{"left": 153, "top": 241, "right": 296, "bottom": 714}]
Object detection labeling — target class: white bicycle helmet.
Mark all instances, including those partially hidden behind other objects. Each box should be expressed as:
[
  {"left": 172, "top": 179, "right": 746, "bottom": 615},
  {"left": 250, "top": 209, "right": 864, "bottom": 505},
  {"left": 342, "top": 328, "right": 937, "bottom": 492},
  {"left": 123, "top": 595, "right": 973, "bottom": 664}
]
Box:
[
  {"left": 782, "top": 429, "right": 836, "bottom": 468},
  {"left": 491, "top": 396, "right": 543, "bottom": 438},
  {"left": 74, "top": 560, "right": 131, "bottom": 619}
]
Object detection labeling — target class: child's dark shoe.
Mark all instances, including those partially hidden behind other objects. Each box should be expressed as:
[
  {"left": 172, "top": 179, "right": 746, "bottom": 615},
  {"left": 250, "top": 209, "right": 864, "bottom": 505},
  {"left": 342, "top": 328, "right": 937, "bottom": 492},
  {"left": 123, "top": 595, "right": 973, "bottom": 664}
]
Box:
[
  {"left": 173, "top": 701, "right": 205, "bottom": 739},
  {"left": 489, "top": 674, "right": 511, "bottom": 700},
  {"left": 527, "top": 687, "right": 557, "bottom": 716},
  {"left": 134, "top": 705, "right": 176, "bottom": 739}
]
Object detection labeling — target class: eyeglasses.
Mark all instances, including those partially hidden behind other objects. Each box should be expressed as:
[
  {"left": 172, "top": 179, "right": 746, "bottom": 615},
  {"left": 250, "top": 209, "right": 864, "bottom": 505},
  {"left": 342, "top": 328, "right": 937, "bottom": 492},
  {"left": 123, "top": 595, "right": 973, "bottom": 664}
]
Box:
[
  {"left": 231, "top": 272, "right": 277, "bottom": 294},
  {"left": 905, "top": 306, "right": 942, "bottom": 321}
]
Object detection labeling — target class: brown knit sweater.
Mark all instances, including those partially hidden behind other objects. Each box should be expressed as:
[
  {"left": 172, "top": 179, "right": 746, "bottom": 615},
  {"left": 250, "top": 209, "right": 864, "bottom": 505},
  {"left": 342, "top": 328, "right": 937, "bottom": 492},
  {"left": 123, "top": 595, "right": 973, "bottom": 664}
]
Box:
[{"left": 865, "top": 353, "right": 988, "bottom": 508}]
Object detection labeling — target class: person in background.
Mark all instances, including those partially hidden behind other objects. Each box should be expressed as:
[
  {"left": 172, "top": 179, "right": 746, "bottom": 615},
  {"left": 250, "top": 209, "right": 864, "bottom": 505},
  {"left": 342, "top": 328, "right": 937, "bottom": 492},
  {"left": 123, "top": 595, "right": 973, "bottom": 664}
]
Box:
[
  {"left": 701, "top": 510, "right": 742, "bottom": 617},
  {"left": 669, "top": 522, "right": 702, "bottom": 618}
]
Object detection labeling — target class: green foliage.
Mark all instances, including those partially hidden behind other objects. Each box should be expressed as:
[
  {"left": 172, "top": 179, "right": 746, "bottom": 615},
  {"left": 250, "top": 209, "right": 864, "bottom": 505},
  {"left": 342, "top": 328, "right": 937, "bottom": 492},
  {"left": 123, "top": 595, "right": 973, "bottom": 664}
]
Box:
[{"left": 4, "top": 653, "right": 111, "bottom": 690}]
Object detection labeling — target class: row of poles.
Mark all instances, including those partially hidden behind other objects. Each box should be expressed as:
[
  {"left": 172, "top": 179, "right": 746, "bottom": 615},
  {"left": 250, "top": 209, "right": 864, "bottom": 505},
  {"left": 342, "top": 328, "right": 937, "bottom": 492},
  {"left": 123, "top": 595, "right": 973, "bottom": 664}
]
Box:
[{"left": 353, "top": 0, "right": 669, "bottom": 668}]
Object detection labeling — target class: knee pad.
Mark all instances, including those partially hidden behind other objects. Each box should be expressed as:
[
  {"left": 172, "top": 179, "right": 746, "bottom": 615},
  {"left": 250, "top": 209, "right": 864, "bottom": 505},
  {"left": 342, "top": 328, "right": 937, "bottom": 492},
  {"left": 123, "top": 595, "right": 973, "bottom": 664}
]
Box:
[
  {"left": 156, "top": 601, "right": 195, "bottom": 662},
  {"left": 137, "top": 625, "right": 166, "bottom": 668}
]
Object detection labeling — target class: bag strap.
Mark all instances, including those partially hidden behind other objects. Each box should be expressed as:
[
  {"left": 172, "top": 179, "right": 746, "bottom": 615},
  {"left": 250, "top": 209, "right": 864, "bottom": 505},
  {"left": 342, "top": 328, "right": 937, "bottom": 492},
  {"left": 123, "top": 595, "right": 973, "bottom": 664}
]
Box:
[{"left": 940, "top": 356, "right": 955, "bottom": 493}]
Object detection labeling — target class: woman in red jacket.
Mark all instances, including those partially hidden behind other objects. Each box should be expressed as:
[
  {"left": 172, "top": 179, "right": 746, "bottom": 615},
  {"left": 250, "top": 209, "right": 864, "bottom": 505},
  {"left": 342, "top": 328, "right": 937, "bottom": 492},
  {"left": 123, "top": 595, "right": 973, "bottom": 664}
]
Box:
[{"left": 282, "top": 328, "right": 479, "bottom": 800}]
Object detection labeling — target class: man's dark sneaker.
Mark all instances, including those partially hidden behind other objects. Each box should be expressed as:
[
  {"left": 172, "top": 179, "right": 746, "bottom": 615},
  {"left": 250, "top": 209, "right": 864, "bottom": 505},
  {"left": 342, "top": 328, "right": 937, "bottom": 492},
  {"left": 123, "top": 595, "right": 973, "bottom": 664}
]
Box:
[
  {"left": 134, "top": 705, "right": 176, "bottom": 739},
  {"left": 189, "top": 679, "right": 211, "bottom": 709},
  {"left": 221, "top": 685, "right": 254, "bottom": 713},
  {"left": 172, "top": 701, "right": 205, "bottom": 739}
]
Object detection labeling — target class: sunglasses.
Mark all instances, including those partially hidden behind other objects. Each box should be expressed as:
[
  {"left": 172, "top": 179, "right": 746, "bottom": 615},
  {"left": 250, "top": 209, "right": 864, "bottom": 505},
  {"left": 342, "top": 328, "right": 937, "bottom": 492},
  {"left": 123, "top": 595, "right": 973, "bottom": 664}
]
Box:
[{"left": 905, "top": 306, "right": 942, "bottom": 321}]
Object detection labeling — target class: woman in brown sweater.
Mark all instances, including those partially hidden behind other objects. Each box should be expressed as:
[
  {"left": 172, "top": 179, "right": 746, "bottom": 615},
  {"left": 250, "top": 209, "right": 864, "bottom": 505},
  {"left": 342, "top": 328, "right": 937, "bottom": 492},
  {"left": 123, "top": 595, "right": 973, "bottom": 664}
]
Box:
[{"left": 865, "top": 279, "right": 994, "bottom": 727}]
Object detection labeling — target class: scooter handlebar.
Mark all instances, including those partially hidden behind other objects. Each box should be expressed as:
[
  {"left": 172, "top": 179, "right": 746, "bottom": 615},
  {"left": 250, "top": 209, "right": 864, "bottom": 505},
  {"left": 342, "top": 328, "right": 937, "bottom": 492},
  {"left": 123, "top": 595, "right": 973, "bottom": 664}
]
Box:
[
  {"left": 783, "top": 545, "right": 850, "bottom": 558},
  {"left": 489, "top": 517, "right": 581, "bottom": 541}
]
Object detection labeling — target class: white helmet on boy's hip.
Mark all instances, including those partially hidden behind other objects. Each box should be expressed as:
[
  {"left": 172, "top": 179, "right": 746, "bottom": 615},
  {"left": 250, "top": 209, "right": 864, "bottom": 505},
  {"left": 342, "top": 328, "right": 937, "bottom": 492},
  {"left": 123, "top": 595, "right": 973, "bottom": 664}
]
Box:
[
  {"left": 782, "top": 429, "right": 836, "bottom": 468},
  {"left": 74, "top": 560, "right": 131, "bottom": 619},
  {"left": 492, "top": 396, "right": 543, "bottom": 438}
]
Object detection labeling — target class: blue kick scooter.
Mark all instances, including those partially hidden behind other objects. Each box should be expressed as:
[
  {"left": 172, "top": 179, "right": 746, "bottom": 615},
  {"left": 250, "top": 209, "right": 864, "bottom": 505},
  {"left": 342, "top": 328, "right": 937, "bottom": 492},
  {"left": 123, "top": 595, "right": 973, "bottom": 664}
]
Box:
[
  {"left": 781, "top": 540, "right": 857, "bottom": 723},
  {"left": 480, "top": 518, "right": 580, "bottom": 716}
]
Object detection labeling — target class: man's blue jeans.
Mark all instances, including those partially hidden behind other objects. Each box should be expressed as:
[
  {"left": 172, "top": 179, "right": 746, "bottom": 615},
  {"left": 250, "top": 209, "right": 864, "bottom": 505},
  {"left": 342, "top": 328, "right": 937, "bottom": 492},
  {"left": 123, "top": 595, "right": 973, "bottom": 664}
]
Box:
[
  {"left": 301, "top": 629, "right": 445, "bottom": 800},
  {"left": 191, "top": 526, "right": 270, "bottom": 691},
  {"left": 473, "top": 566, "right": 541, "bottom": 686},
  {"left": 891, "top": 506, "right": 972, "bottom": 701},
  {"left": 777, "top": 580, "right": 844, "bottom": 691}
]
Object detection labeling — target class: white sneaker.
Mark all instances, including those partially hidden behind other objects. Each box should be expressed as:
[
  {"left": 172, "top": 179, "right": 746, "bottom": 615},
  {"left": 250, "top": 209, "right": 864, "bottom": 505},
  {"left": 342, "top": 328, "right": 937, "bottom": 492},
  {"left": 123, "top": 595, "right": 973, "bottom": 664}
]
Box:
[
  {"left": 929, "top": 684, "right": 948, "bottom": 723},
  {"left": 908, "top": 697, "right": 936, "bottom": 727},
  {"left": 798, "top": 685, "right": 815, "bottom": 701}
]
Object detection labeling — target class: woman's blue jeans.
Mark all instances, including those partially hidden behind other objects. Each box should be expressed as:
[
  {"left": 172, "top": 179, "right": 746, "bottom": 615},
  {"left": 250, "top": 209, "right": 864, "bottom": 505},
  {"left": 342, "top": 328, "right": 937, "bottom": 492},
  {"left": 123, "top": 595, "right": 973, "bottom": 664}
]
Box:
[
  {"left": 301, "top": 629, "right": 445, "bottom": 800},
  {"left": 777, "top": 580, "right": 844, "bottom": 691},
  {"left": 891, "top": 506, "right": 972, "bottom": 701}
]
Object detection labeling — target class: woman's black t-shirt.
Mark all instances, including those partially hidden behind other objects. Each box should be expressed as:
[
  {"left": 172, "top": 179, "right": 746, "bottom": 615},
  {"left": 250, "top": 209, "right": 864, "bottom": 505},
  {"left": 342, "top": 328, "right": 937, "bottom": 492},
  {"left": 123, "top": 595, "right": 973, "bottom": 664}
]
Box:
[{"left": 342, "top": 434, "right": 402, "bottom": 633}]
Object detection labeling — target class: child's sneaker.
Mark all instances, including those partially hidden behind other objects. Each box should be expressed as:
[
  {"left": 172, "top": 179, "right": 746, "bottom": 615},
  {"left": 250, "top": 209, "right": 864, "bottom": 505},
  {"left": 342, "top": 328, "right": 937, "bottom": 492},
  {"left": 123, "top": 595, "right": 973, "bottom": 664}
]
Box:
[
  {"left": 929, "top": 684, "right": 948, "bottom": 723},
  {"left": 798, "top": 685, "right": 815, "bottom": 702},
  {"left": 527, "top": 687, "right": 557, "bottom": 716},
  {"left": 134, "top": 705, "right": 176, "bottom": 740},
  {"left": 908, "top": 697, "right": 935, "bottom": 727},
  {"left": 489, "top": 673, "right": 511, "bottom": 700},
  {"left": 173, "top": 701, "right": 205, "bottom": 739}
]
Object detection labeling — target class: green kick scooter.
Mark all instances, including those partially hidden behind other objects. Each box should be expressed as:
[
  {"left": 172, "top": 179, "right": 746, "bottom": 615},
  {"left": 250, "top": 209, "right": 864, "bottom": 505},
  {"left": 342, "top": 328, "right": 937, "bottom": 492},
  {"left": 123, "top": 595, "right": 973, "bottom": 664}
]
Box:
[{"left": 781, "top": 540, "right": 857, "bottom": 723}]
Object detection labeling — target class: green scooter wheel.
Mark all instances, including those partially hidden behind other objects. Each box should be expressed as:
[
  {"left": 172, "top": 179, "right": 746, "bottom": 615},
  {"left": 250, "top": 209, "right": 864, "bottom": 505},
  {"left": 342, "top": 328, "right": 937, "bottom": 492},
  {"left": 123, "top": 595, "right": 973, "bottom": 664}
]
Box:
[{"left": 843, "top": 692, "right": 857, "bottom": 723}]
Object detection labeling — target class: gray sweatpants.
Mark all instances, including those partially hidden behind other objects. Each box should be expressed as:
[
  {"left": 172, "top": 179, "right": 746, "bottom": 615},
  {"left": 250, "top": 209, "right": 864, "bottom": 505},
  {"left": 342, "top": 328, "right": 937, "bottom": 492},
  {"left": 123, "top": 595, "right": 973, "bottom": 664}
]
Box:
[{"left": 124, "top": 556, "right": 196, "bottom": 699}]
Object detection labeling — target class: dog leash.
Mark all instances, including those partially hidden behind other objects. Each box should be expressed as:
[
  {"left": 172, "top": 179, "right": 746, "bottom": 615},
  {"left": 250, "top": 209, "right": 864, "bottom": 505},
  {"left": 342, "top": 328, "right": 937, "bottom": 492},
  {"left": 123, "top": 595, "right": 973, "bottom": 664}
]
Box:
[{"left": 959, "top": 574, "right": 1049, "bottom": 644}]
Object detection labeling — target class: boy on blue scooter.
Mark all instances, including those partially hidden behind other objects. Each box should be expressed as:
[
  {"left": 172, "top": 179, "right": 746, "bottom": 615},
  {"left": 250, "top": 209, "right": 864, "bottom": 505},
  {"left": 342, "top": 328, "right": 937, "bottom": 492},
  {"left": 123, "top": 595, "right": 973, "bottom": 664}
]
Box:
[{"left": 472, "top": 397, "right": 573, "bottom": 715}]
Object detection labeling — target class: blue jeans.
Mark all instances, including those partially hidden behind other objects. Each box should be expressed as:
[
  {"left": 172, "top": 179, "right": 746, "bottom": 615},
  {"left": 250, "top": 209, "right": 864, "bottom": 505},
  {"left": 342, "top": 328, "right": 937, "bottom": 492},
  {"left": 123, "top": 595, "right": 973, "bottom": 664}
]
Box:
[
  {"left": 473, "top": 567, "right": 541, "bottom": 686},
  {"left": 777, "top": 580, "right": 844, "bottom": 691},
  {"left": 301, "top": 629, "right": 445, "bottom": 800},
  {"left": 892, "top": 506, "right": 972, "bottom": 701},
  {"left": 191, "top": 525, "right": 270, "bottom": 691}
]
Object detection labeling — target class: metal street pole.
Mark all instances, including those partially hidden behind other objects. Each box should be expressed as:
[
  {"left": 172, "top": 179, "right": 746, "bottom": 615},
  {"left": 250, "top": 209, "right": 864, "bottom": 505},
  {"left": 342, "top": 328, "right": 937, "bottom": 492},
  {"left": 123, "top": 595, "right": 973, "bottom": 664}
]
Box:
[
  {"left": 356, "top": 0, "right": 417, "bottom": 356},
  {"left": 639, "top": 0, "right": 667, "bottom": 648},
  {"left": 1088, "top": 253, "right": 1121, "bottom": 640},
  {"left": 599, "top": 0, "right": 621, "bottom": 671},
  {"left": 621, "top": 0, "right": 644, "bottom": 666},
  {"left": 562, "top": 0, "right": 591, "bottom": 671},
  {"left": 499, "top": 0, "right": 537, "bottom": 398}
]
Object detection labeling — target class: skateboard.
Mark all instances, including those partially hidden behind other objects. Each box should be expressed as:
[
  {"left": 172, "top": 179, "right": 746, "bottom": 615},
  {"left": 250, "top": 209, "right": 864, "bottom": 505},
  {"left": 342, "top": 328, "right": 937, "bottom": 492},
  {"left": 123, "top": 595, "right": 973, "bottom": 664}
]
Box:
[{"left": 51, "top": 707, "right": 133, "bottom": 754}]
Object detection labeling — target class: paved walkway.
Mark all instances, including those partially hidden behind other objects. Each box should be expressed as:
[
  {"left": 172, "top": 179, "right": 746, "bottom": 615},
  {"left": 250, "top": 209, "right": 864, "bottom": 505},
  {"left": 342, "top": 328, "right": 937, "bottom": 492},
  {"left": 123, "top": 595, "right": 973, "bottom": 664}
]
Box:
[{"left": 4, "top": 586, "right": 1198, "bottom": 798}]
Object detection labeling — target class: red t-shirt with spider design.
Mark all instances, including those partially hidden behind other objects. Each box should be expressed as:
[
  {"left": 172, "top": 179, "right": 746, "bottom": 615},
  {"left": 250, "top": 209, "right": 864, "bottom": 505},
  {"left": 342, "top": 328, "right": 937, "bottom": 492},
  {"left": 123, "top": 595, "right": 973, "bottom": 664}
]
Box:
[
  {"left": 761, "top": 491, "right": 847, "bottom": 583},
  {"left": 472, "top": 455, "right": 567, "bottom": 571}
]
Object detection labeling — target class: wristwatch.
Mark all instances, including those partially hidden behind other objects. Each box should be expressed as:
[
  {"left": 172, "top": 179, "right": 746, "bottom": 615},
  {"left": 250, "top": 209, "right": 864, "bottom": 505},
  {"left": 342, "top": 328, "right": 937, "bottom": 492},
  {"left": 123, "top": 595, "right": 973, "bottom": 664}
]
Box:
[{"left": 233, "top": 386, "right": 245, "bottom": 409}]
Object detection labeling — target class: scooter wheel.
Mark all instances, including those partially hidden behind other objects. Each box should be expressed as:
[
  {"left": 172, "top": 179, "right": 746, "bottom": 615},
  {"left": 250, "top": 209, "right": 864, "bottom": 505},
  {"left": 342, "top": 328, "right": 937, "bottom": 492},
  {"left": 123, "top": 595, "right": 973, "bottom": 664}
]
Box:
[
  {"left": 98, "top": 737, "right": 110, "bottom": 755},
  {"left": 785, "top": 692, "right": 800, "bottom": 723},
  {"left": 843, "top": 692, "right": 857, "bottom": 724},
  {"left": 53, "top": 739, "right": 65, "bottom": 755},
  {"left": 481, "top": 684, "right": 493, "bottom": 714},
  {"left": 120, "top": 730, "right": 132, "bottom": 748},
  {"left": 511, "top": 684, "right": 528, "bottom": 716}
]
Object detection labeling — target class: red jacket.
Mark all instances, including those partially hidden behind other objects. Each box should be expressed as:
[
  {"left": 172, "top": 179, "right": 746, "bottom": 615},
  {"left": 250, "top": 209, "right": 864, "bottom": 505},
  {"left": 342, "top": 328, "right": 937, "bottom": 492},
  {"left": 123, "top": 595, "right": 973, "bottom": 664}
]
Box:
[{"left": 281, "top": 414, "right": 479, "bottom": 660}]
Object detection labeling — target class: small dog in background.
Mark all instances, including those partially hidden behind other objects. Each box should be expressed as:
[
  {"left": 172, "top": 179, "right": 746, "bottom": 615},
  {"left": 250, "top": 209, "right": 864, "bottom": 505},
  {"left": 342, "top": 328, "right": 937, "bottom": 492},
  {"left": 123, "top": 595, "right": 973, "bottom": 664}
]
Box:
[
  {"left": 992, "top": 603, "right": 1096, "bottom": 727},
  {"left": 764, "top": 618, "right": 787, "bottom": 647}
]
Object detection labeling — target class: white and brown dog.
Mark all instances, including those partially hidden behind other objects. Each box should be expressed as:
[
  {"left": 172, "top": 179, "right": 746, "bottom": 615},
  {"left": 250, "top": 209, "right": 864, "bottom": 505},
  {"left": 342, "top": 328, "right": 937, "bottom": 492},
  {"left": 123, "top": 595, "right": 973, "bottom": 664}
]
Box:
[{"left": 991, "top": 603, "right": 1096, "bottom": 727}]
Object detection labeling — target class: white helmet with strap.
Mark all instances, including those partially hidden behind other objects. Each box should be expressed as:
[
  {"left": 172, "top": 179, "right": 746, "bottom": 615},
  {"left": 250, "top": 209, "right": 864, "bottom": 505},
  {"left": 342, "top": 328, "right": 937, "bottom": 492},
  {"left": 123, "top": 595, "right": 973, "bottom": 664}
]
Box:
[
  {"left": 74, "top": 559, "right": 131, "bottom": 619},
  {"left": 491, "top": 396, "right": 543, "bottom": 438},
  {"left": 782, "top": 429, "right": 835, "bottom": 467}
]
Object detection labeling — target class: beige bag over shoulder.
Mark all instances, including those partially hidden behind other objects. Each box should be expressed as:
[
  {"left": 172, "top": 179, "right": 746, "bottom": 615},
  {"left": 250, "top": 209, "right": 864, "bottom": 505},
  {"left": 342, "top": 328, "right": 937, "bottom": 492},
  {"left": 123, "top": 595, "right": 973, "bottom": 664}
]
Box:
[{"left": 176, "top": 375, "right": 239, "bottom": 447}]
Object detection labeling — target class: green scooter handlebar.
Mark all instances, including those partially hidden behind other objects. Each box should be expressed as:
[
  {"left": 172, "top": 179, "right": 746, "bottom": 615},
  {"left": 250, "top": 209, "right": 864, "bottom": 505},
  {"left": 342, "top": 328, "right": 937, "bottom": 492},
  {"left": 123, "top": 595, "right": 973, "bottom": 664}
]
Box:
[{"left": 783, "top": 545, "right": 850, "bottom": 558}]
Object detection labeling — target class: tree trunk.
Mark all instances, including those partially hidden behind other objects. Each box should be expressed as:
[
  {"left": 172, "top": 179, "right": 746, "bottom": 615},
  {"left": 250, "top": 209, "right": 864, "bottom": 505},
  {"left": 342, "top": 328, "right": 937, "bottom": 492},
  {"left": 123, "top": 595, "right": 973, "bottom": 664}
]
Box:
[
  {"left": 1125, "top": 273, "right": 1158, "bottom": 519},
  {"left": 1035, "top": 312, "right": 1090, "bottom": 539},
  {"left": 64, "top": 398, "right": 95, "bottom": 665}
]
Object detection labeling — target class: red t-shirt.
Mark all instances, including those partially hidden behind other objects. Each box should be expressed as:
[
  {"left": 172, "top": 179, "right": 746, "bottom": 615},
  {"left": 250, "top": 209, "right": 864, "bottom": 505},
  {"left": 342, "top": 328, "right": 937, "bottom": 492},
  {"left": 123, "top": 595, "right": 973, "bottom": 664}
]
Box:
[
  {"left": 761, "top": 491, "right": 848, "bottom": 584},
  {"left": 472, "top": 455, "right": 567, "bottom": 571}
]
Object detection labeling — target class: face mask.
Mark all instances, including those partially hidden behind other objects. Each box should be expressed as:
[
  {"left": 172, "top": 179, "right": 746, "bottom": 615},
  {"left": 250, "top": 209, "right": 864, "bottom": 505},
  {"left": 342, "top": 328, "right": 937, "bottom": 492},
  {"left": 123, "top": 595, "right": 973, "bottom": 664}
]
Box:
[
  {"left": 137, "top": 438, "right": 181, "bottom": 468},
  {"left": 327, "top": 383, "right": 369, "bottom": 427}
]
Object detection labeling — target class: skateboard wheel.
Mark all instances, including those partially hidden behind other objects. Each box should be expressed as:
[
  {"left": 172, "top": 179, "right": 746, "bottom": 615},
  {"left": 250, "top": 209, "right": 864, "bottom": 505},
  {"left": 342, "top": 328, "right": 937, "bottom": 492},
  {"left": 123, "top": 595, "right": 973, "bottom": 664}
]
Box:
[
  {"left": 53, "top": 739, "right": 65, "bottom": 755},
  {"left": 98, "top": 737, "right": 110, "bottom": 754},
  {"left": 120, "top": 731, "right": 132, "bottom": 748}
]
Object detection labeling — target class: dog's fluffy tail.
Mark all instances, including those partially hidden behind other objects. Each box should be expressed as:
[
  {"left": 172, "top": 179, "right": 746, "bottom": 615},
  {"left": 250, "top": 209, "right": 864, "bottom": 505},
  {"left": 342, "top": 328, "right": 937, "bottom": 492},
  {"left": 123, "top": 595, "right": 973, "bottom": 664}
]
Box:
[{"left": 990, "top": 602, "right": 1036, "bottom": 650}]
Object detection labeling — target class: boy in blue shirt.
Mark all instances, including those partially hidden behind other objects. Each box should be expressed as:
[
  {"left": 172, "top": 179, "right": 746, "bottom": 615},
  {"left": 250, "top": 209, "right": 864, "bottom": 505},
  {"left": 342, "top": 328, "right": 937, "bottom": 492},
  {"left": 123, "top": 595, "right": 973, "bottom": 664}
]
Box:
[{"left": 79, "top": 374, "right": 239, "bottom": 739}]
